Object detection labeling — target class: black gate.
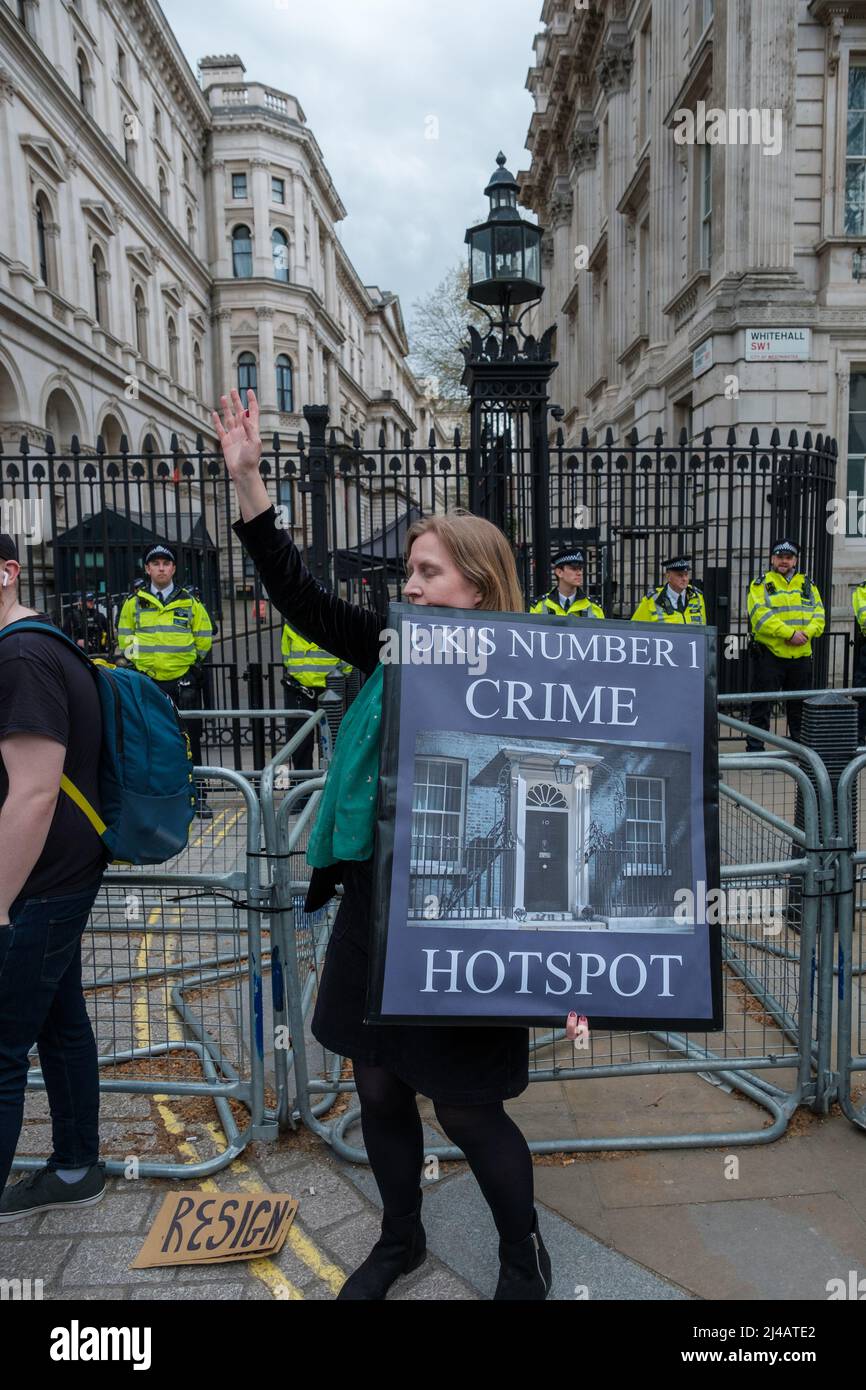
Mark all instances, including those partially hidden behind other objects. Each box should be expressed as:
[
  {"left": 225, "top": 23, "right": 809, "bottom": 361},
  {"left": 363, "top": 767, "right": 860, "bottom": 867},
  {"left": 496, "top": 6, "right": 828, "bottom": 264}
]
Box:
[{"left": 0, "top": 416, "right": 839, "bottom": 717}]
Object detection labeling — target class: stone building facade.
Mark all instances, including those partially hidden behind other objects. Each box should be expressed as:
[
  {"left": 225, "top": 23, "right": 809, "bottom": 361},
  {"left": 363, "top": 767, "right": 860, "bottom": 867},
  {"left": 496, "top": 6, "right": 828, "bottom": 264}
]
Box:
[
  {"left": 518, "top": 0, "right": 866, "bottom": 617},
  {"left": 0, "top": 2, "right": 441, "bottom": 464}
]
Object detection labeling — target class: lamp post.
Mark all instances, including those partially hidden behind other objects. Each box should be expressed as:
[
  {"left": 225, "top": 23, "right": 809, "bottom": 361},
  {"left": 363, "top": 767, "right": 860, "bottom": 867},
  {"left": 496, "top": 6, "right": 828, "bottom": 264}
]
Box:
[
  {"left": 465, "top": 153, "right": 544, "bottom": 340},
  {"left": 461, "top": 154, "right": 557, "bottom": 599}
]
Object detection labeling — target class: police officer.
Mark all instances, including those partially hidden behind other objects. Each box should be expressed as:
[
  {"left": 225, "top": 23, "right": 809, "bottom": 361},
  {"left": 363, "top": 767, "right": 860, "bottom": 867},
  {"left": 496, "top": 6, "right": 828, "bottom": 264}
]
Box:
[
  {"left": 851, "top": 580, "right": 866, "bottom": 744},
  {"left": 117, "top": 543, "right": 215, "bottom": 815},
  {"left": 631, "top": 557, "right": 707, "bottom": 624},
  {"left": 281, "top": 623, "right": 352, "bottom": 779},
  {"left": 63, "top": 590, "right": 109, "bottom": 654},
  {"left": 529, "top": 549, "right": 604, "bottom": 619},
  {"left": 745, "top": 538, "right": 825, "bottom": 752}
]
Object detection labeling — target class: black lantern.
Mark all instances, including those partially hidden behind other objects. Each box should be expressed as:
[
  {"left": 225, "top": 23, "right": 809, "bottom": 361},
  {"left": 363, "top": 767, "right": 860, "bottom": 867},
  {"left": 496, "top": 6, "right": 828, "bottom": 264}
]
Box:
[
  {"left": 554, "top": 756, "right": 576, "bottom": 785},
  {"left": 465, "top": 153, "right": 544, "bottom": 318}
]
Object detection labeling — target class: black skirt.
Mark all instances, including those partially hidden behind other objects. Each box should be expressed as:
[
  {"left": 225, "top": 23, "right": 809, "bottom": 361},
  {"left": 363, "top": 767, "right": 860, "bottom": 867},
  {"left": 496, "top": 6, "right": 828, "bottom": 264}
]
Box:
[{"left": 310, "top": 859, "right": 530, "bottom": 1105}]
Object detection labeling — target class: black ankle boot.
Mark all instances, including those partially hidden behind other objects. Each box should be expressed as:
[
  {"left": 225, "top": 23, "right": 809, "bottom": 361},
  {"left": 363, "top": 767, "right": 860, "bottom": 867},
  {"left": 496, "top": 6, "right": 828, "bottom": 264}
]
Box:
[
  {"left": 493, "top": 1209, "right": 552, "bottom": 1301},
  {"left": 336, "top": 1190, "right": 426, "bottom": 1300}
]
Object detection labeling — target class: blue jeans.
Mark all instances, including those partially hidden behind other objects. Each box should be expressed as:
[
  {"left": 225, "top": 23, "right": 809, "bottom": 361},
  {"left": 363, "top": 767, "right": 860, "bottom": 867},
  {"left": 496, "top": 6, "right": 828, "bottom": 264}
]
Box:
[{"left": 0, "top": 882, "right": 102, "bottom": 1191}]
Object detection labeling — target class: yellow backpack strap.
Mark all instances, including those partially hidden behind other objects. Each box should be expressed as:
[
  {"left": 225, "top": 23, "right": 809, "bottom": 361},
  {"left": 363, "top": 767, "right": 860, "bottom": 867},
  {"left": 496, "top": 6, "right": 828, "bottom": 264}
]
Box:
[{"left": 59, "top": 774, "right": 107, "bottom": 836}]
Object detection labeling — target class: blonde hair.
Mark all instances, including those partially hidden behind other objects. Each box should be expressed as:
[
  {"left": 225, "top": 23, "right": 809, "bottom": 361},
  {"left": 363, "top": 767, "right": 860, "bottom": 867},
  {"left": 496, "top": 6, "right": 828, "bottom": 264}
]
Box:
[{"left": 404, "top": 509, "right": 524, "bottom": 613}]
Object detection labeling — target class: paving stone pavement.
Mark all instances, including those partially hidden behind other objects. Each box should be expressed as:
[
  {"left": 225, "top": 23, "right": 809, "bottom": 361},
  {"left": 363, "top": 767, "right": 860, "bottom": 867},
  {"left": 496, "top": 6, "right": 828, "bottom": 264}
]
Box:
[
  {"left": 0, "top": 1126, "right": 686, "bottom": 1302},
  {"left": 4, "top": 1035, "right": 866, "bottom": 1302}
]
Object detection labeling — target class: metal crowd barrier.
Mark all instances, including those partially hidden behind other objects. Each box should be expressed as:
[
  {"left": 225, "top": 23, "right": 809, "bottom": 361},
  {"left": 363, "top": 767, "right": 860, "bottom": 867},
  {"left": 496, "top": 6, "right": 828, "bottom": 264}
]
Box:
[
  {"left": 17, "top": 700, "right": 866, "bottom": 1176},
  {"left": 835, "top": 754, "right": 866, "bottom": 1134},
  {"left": 258, "top": 701, "right": 866, "bottom": 1162},
  {"left": 16, "top": 710, "right": 324, "bottom": 1179}
]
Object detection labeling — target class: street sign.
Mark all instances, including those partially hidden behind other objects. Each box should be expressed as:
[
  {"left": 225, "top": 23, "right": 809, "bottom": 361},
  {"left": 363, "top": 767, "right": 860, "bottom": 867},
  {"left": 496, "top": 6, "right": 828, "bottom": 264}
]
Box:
[{"left": 745, "top": 328, "right": 811, "bottom": 361}]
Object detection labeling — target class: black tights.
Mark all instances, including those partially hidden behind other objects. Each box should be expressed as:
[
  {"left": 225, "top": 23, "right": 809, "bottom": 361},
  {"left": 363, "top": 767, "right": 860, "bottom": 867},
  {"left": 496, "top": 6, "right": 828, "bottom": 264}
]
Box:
[{"left": 352, "top": 1058, "right": 535, "bottom": 1243}]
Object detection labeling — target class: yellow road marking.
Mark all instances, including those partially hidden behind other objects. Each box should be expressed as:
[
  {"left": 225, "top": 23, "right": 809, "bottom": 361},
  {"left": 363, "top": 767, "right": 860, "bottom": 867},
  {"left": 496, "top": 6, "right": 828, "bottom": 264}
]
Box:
[
  {"left": 200, "top": 1121, "right": 345, "bottom": 1294},
  {"left": 211, "top": 809, "right": 243, "bottom": 849},
  {"left": 188, "top": 809, "right": 227, "bottom": 850},
  {"left": 131, "top": 888, "right": 340, "bottom": 1300}
]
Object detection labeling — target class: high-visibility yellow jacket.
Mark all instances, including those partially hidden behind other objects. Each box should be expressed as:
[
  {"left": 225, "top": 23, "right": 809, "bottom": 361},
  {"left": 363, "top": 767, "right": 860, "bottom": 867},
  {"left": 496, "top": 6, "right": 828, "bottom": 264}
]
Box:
[
  {"left": 281, "top": 624, "right": 352, "bottom": 690},
  {"left": 529, "top": 588, "right": 604, "bottom": 620},
  {"left": 631, "top": 584, "right": 707, "bottom": 625},
  {"left": 117, "top": 586, "right": 213, "bottom": 679},
  {"left": 747, "top": 570, "right": 825, "bottom": 659},
  {"left": 852, "top": 583, "right": 866, "bottom": 635}
]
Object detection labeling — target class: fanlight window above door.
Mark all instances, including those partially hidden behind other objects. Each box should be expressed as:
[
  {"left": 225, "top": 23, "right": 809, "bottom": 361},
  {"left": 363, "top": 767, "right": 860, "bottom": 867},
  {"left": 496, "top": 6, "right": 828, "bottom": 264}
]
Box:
[{"left": 526, "top": 783, "right": 568, "bottom": 809}]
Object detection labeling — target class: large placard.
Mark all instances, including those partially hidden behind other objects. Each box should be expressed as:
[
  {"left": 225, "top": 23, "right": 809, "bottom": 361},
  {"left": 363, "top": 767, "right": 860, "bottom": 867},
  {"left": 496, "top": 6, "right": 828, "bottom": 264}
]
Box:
[{"left": 367, "top": 606, "right": 722, "bottom": 1030}]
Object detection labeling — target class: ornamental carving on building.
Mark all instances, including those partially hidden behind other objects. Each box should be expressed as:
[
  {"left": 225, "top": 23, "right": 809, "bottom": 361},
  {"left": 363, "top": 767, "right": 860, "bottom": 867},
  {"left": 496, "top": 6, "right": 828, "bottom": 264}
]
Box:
[
  {"left": 548, "top": 187, "right": 574, "bottom": 229},
  {"left": 596, "top": 37, "right": 633, "bottom": 94},
  {"left": 570, "top": 123, "right": 599, "bottom": 173}
]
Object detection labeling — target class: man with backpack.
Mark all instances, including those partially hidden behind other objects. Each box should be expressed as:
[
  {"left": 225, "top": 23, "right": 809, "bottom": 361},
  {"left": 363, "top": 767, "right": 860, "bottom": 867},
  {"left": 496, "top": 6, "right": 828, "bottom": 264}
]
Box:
[{"left": 0, "top": 533, "right": 108, "bottom": 1219}]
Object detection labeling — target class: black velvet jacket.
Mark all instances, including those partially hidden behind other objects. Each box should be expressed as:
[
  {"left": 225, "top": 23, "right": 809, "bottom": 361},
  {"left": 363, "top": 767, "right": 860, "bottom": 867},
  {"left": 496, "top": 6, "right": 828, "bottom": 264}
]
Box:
[{"left": 232, "top": 504, "right": 382, "bottom": 911}]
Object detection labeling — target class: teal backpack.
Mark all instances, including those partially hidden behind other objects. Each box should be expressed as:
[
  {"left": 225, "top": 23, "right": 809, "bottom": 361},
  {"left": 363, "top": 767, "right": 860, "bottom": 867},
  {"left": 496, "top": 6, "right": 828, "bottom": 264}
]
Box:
[{"left": 0, "top": 619, "right": 196, "bottom": 864}]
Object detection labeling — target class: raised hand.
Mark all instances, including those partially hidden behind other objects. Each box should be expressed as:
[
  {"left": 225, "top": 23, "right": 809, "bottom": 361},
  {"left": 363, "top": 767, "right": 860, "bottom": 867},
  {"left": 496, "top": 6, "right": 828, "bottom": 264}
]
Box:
[
  {"left": 211, "top": 387, "right": 271, "bottom": 523},
  {"left": 212, "top": 388, "right": 262, "bottom": 479}
]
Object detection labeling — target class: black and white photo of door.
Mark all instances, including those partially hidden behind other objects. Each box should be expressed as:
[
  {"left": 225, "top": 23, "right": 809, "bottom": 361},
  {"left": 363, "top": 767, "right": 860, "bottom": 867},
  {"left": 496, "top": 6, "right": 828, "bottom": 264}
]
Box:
[
  {"left": 523, "top": 784, "right": 569, "bottom": 913},
  {"left": 508, "top": 751, "right": 601, "bottom": 920}
]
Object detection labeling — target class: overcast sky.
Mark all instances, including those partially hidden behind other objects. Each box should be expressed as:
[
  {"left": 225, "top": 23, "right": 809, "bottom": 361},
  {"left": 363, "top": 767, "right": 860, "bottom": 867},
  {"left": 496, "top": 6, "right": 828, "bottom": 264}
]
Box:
[{"left": 159, "top": 0, "right": 540, "bottom": 338}]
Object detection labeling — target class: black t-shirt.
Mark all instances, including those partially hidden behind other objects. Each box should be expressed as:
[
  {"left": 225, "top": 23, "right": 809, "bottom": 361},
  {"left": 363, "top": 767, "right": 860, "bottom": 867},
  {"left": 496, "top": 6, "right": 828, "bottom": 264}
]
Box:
[{"left": 0, "top": 615, "right": 107, "bottom": 905}]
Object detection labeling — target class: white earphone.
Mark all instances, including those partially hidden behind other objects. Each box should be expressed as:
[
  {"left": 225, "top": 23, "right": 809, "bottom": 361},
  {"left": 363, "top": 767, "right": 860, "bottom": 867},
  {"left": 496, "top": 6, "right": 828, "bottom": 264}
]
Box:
[{"left": 1, "top": 572, "right": 8, "bottom": 588}]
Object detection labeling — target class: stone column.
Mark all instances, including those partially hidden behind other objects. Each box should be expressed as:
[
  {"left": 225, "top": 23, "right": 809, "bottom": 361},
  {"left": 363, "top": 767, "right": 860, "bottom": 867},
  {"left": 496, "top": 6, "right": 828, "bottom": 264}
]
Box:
[
  {"left": 207, "top": 160, "right": 226, "bottom": 275},
  {"left": 214, "top": 308, "right": 233, "bottom": 396},
  {"left": 0, "top": 69, "right": 23, "bottom": 266},
  {"left": 597, "top": 30, "right": 633, "bottom": 386},
  {"left": 548, "top": 179, "right": 574, "bottom": 390},
  {"left": 648, "top": 0, "right": 679, "bottom": 345},
  {"left": 743, "top": 0, "right": 796, "bottom": 270},
  {"left": 109, "top": 205, "right": 130, "bottom": 346},
  {"left": 324, "top": 233, "right": 338, "bottom": 318},
  {"left": 292, "top": 172, "right": 309, "bottom": 287},
  {"left": 311, "top": 213, "right": 323, "bottom": 299},
  {"left": 176, "top": 293, "right": 190, "bottom": 390},
  {"left": 327, "top": 352, "right": 340, "bottom": 415},
  {"left": 251, "top": 157, "right": 270, "bottom": 274},
  {"left": 256, "top": 304, "right": 275, "bottom": 410},
  {"left": 312, "top": 336, "right": 324, "bottom": 403},
  {"left": 296, "top": 315, "right": 310, "bottom": 410},
  {"left": 571, "top": 115, "right": 599, "bottom": 417}
]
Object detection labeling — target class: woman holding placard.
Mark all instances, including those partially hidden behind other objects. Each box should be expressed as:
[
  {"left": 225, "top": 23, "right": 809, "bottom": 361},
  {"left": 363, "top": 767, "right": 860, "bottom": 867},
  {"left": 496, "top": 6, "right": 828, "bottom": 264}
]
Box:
[{"left": 214, "top": 387, "right": 551, "bottom": 1302}]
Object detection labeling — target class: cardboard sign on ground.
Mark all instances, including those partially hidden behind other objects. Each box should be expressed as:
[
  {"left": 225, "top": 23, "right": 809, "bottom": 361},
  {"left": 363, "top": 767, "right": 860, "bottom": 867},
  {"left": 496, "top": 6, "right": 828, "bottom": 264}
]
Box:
[{"left": 131, "top": 1191, "right": 298, "bottom": 1269}]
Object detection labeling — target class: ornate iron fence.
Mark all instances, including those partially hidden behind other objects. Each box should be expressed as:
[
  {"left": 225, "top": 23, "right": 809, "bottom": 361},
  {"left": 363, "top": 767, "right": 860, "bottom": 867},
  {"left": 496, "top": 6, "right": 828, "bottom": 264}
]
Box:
[{"left": 1, "top": 415, "right": 839, "bottom": 703}]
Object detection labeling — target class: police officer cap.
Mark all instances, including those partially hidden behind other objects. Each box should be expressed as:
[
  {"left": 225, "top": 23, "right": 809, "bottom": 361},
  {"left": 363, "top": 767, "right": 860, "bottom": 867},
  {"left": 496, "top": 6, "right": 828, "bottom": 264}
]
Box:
[
  {"left": 85, "top": 590, "right": 96, "bottom": 601},
  {"left": 553, "top": 549, "right": 584, "bottom": 568},
  {"left": 144, "top": 543, "right": 176, "bottom": 565},
  {"left": 663, "top": 556, "right": 691, "bottom": 572},
  {"left": 771, "top": 538, "right": 799, "bottom": 556},
  {"left": 0, "top": 533, "right": 18, "bottom": 562}
]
